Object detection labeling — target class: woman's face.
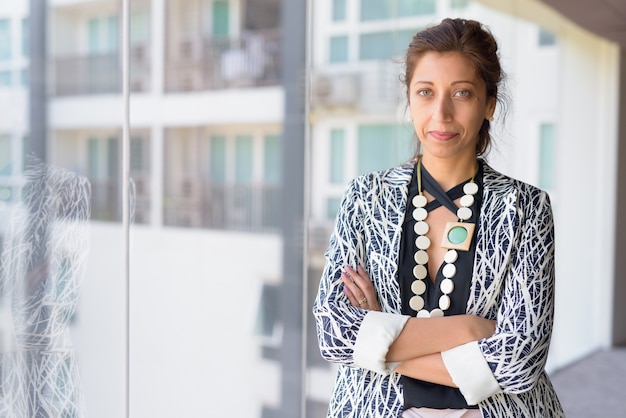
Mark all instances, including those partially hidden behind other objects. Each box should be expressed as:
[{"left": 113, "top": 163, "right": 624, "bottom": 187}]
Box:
[{"left": 408, "top": 52, "right": 495, "bottom": 162}]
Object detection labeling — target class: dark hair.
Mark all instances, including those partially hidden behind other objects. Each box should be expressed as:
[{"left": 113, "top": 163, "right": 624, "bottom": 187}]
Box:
[{"left": 404, "top": 18, "right": 507, "bottom": 156}]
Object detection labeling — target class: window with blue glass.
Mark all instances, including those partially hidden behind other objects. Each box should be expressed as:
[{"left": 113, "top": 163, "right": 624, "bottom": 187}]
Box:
[
  {"left": 329, "top": 129, "right": 345, "bottom": 184},
  {"left": 212, "top": 0, "right": 230, "bottom": 37},
  {"left": 210, "top": 135, "right": 227, "bottom": 182},
  {"left": 539, "top": 123, "right": 556, "bottom": 190},
  {"left": 357, "top": 124, "right": 412, "bottom": 175},
  {"left": 361, "top": 0, "right": 436, "bottom": 21},
  {"left": 332, "top": 0, "right": 347, "bottom": 21},
  {"left": 329, "top": 35, "right": 349, "bottom": 63},
  {"left": 359, "top": 29, "right": 415, "bottom": 61},
  {"left": 263, "top": 134, "right": 281, "bottom": 185},
  {"left": 235, "top": 135, "right": 253, "bottom": 183},
  {"left": 0, "top": 19, "right": 11, "bottom": 61}
]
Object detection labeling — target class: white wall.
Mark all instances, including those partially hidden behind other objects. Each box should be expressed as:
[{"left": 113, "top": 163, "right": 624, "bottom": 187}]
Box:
[{"left": 71, "top": 224, "right": 282, "bottom": 418}]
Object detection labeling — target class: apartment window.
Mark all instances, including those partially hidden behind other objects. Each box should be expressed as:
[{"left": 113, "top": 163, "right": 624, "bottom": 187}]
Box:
[
  {"left": 0, "top": 70, "right": 11, "bottom": 86},
  {"left": 88, "top": 138, "right": 99, "bottom": 179},
  {"left": 360, "top": 0, "right": 435, "bottom": 21},
  {"left": 0, "top": 134, "right": 11, "bottom": 175},
  {"left": 357, "top": 124, "right": 412, "bottom": 175},
  {"left": 0, "top": 19, "right": 10, "bottom": 60},
  {"left": 359, "top": 29, "right": 414, "bottom": 60},
  {"left": 329, "top": 129, "right": 345, "bottom": 184},
  {"left": 88, "top": 16, "right": 119, "bottom": 54},
  {"left": 130, "top": 137, "right": 148, "bottom": 171},
  {"left": 21, "top": 18, "right": 28, "bottom": 57},
  {"left": 212, "top": 0, "right": 230, "bottom": 37},
  {"left": 450, "top": 0, "right": 469, "bottom": 9},
  {"left": 20, "top": 69, "right": 28, "bottom": 85},
  {"left": 107, "top": 137, "right": 119, "bottom": 179},
  {"left": 263, "top": 134, "right": 281, "bottom": 185},
  {"left": 329, "top": 35, "right": 349, "bottom": 63},
  {"left": 327, "top": 196, "right": 342, "bottom": 219},
  {"left": 130, "top": 12, "right": 150, "bottom": 43},
  {"left": 539, "top": 28, "right": 557, "bottom": 47},
  {"left": 539, "top": 123, "right": 556, "bottom": 190},
  {"left": 332, "top": 0, "right": 347, "bottom": 21},
  {"left": 209, "top": 135, "right": 227, "bottom": 182},
  {"left": 235, "top": 135, "right": 253, "bottom": 183}
]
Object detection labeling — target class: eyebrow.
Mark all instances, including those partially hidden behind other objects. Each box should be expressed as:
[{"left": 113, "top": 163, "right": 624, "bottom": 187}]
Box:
[{"left": 413, "top": 80, "right": 477, "bottom": 86}]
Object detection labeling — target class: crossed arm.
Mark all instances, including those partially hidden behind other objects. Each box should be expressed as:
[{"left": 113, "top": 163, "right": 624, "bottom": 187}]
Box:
[{"left": 342, "top": 265, "right": 496, "bottom": 387}]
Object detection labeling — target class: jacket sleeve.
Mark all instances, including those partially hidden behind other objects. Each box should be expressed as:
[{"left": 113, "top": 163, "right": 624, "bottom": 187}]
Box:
[
  {"left": 312, "top": 178, "right": 369, "bottom": 365},
  {"left": 442, "top": 187, "right": 556, "bottom": 404}
]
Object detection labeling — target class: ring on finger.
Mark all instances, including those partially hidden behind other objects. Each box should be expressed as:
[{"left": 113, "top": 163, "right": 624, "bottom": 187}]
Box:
[{"left": 358, "top": 297, "right": 367, "bottom": 305}]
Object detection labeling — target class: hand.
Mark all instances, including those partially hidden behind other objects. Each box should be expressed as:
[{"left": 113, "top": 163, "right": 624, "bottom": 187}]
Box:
[
  {"left": 464, "top": 315, "right": 496, "bottom": 340},
  {"left": 341, "top": 265, "right": 381, "bottom": 311}
]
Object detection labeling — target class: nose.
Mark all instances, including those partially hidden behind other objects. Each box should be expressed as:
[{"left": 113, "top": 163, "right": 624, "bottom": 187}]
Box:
[{"left": 433, "top": 95, "right": 453, "bottom": 122}]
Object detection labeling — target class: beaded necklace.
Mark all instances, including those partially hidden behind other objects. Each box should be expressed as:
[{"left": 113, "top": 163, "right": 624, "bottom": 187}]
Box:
[{"left": 409, "top": 159, "right": 479, "bottom": 318}]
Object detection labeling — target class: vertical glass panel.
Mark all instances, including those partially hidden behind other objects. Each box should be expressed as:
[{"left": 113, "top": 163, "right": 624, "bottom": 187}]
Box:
[
  {"left": 450, "top": 0, "right": 470, "bottom": 9},
  {"left": 210, "top": 135, "right": 227, "bottom": 182},
  {"left": 0, "top": 19, "right": 11, "bottom": 60},
  {"left": 106, "top": 137, "right": 119, "bottom": 179},
  {"left": 107, "top": 16, "right": 119, "bottom": 52},
  {"left": 360, "top": 0, "right": 391, "bottom": 21},
  {"left": 539, "top": 123, "right": 556, "bottom": 190},
  {"left": 326, "top": 196, "right": 342, "bottom": 219},
  {"left": 130, "top": 12, "right": 150, "bottom": 43},
  {"left": 88, "top": 18, "right": 100, "bottom": 53},
  {"left": 329, "top": 128, "right": 345, "bottom": 184},
  {"left": 332, "top": 0, "right": 347, "bottom": 21},
  {"left": 212, "top": 0, "right": 229, "bottom": 37},
  {"left": 88, "top": 137, "right": 99, "bottom": 178},
  {"left": 263, "top": 134, "right": 281, "bottom": 184},
  {"left": 329, "top": 35, "right": 348, "bottom": 63},
  {"left": 539, "top": 28, "right": 557, "bottom": 46},
  {"left": 234, "top": 134, "right": 253, "bottom": 183},
  {"left": 0, "top": 70, "right": 11, "bottom": 86}
]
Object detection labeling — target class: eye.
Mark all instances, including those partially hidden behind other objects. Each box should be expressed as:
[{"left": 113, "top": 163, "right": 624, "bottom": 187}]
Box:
[
  {"left": 416, "top": 89, "right": 432, "bottom": 97},
  {"left": 454, "top": 89, "right": 471, "bottom": 98}
]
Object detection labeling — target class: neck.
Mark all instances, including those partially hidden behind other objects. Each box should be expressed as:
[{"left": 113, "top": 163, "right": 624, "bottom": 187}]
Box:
[{"left": 420, "top": 154, "right": 479, "bottom": 191}]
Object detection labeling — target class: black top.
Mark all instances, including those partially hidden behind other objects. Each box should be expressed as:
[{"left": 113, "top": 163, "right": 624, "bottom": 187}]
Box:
[{"left": 398, "top": 161, "right": 483, "bottom": 410}]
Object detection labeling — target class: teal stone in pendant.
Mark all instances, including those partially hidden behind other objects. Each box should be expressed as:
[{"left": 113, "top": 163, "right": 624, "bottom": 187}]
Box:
[{"left": 447, "top": 226, "right": 468, "bottom": 244}]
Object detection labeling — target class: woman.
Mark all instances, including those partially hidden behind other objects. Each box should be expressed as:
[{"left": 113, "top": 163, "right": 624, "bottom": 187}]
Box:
[{"left": 313, "top": 18, "right": 564, "bottom": 417}]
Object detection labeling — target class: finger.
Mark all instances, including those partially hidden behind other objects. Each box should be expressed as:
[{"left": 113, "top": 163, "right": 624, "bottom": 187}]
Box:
[
  {"left": 343, "top": 286, "right": 359, "bottom": 307},
  {"left": 346, "top": 265, "right": 373, "bottom": 289},
  {"left": 341, "top": 272, "right": 366, "bottom": 304}
]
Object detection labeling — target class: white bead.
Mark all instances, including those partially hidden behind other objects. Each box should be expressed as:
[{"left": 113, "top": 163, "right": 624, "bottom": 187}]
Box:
[
  {"left": 413, "top": 207, "right": 427, "bottom": 221},
  {"left": 415, "top": 235, "right": 431, "bottom": 250},
  {"left": 440, "top": 278, "right": 454, "bottom": 294},
  {"left": 439, "top": 295, "right": 451, "bottom": 310},
  {"left": 411, "top": 279, "right": 426, "bottom": 295},
  {"left": 443, "top": 263, "right": 456, "bottom": 278},
  {"left": 412, "top": 194, "right": 427, "bottom": 208},
  {"left": 463, "top": 182, "right": 479, "bottom": 195},
  {"left": 414, "top": 220, "right": 429, "bottom": 235},
  {"left": 430, "top": 308, "right": 444, "bottom": 318},
  {"left": 413, "top": 264, "right": 427, "bottom": 280},
  {"left": 460, "top": 194, "right": 475, "bottom": 207},
  {"left": 457, "top": 206, "right": 472, "bottom": 220},
  {"left": 414, "top": 250, "right": 429, "bottom": 265},
  {"left": 409, "top": 295, "right": 425, "bottom": 311},
  {"left": 416, "top": 309, "right": 430, "bottom": 318},
  {"left": 443, "top": 249, "right": 458, "bottom": 263}
]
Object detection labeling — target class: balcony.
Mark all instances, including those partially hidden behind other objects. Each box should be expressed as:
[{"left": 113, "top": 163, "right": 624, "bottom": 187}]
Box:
[
  {"left": 165, "top": 30, "right": 281, "bottom": 92},
  {"left": 52, "top": 44, "right": 151, "bottom": 97},
  {"left": 164, "top": 181, "right": 281, "bottom": 233}
]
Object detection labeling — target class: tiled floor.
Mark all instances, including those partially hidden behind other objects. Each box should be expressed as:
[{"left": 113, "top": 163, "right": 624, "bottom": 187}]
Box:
[{"left": 550, "top": 348, "right": 626, "bottom": 417}]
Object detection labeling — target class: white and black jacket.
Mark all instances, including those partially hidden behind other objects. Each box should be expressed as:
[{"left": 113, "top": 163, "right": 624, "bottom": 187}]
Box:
[{"left": 313, "top": 161, "right": 565, "bottom": 417}]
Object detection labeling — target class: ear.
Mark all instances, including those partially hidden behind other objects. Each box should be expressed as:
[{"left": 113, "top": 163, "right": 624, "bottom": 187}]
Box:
[{"left": 485, "top": 97, "right": 496, "bottom": 121}]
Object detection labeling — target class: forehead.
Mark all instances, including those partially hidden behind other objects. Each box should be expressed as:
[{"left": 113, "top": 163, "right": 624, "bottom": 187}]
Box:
[{"left": 410, "top": 51, "right": 480, "bottom": 84}]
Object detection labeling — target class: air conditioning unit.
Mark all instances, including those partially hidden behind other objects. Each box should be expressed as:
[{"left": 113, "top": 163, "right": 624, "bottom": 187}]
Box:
[{"left": 311, "top": 73, "right": 360, "bottom": 108}]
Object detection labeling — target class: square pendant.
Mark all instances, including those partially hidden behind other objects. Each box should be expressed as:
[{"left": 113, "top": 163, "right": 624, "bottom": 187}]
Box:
[{"left": 441, "top": 221, "right": 475, "bottom": 251}]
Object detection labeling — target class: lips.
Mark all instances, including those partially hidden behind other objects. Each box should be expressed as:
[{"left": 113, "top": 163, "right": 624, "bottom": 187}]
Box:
[{"left": 429, "top": 130, "right": 458, "bottom": 141}]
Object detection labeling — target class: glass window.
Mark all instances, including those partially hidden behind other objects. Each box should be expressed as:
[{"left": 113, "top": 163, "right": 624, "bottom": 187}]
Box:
[
  {"left": 20, "top": 68, "right": 28, "bottom": 85},
  {"left": 21, "top": 18, "right": 28, "bottom": 57},
  {"left": 327, "top": 196, "right": 342, "bottom": 219},
  {"left": 234, "top": 134, "right": 253, "bottom": 183},
  {"left": 210, "top": 135, "right": 227, "bottom": 182},
  {"left": 0, "top": 19, "right": 11, "bottom": 61},
  {"left": 88, "top": 137, "right": 99, "bottom": 179},
  {"left": 88, "top": 18, "right": 101, "bottom": 53},
  {"left": 357, "top": 124, "right": 412, "bottom": 175},
  {"left": 130, "top": 12, "right": 150, "bottom": 43},
  {"left": 539, "top": 28, "right": 557, "bottom": 47},
  {"left": 359, "top": 30, "right": 414, "bottom": 60},
  {"left": 107, "top": 16, "right": 119, "bottom": 51},
  {"left": 0, "top": 70, "right": 11, "bottom": 86},
  {"left": 450, "top": 0, "right": 470, "bottom": 9},
  {"left": 329, "top": 129, "right": 345, "bottom": 184},
  {"left": 539, "top": 123, "right": 556, "bottom": 190},
  {"left": 329, "top": 35, "right": 349, "bottom": 63},
  {"left": 130, "top": 137, "right": 145, "bottom": 171},
  {"left": 360, "top": 0, "right": 391, "bottom": 21},
  {"left": 399, "top": 0, "right": 436, "bottom": 16},
  {"left": 263, "top": 134, "right": 281, "bottom": 185},
  {"left": 106, "top": 137, "right": 119, "bottom": 179},
  {"left": 212, "top": 0, "right": 230, "bottom": 37},
  {"left": 332, "top": 0, "right": 347, "bottom": 21}
]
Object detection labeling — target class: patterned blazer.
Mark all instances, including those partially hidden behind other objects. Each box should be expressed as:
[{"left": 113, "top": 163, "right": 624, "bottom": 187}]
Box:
[{"left": 313, "top": 161, "right": 565, "bottom": 417}]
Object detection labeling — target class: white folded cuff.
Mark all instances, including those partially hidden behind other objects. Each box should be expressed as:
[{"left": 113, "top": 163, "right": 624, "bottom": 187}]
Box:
[
  {"left": 441, "top": 341, "right": 502, "bottom": 405},
  {"left": 353, "top": 311, "right": 409, "bottom": 375}
]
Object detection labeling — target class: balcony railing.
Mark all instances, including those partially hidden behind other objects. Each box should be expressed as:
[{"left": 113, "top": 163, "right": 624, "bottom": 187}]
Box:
[
  {"left": 52, "top": 44, "right": 151, "bottom": 96},
  {"left": 90, "top": 177, "right": 150, "bottom": 223},
  {"left": 165, "top": 30, "right": 281, "bottom": 92},
  {"left": 164, "top": 182, "right": 281, "bottom": 233}
]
